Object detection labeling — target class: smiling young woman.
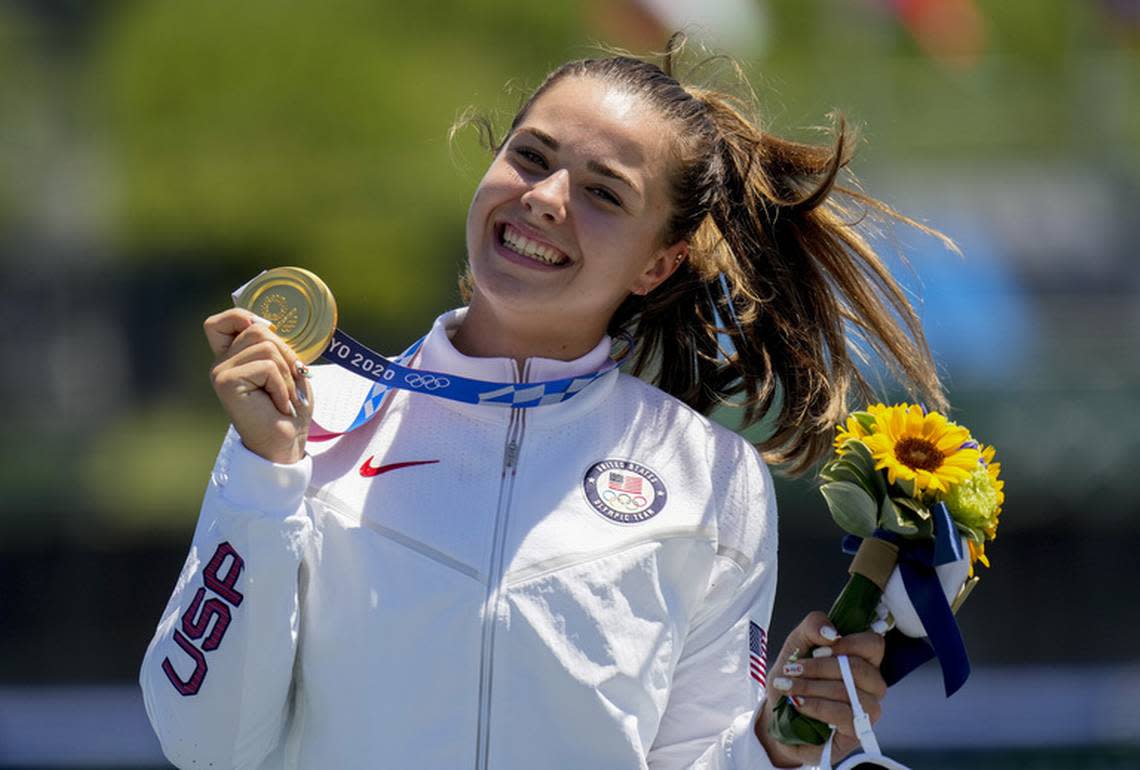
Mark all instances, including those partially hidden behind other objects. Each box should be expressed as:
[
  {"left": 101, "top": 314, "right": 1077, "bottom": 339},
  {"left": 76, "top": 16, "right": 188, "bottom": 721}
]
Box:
[
  {"left": 457, "top": 75, "right": 688, "bottom": 364},
  {"left": 142, "top": 35, "right": 946, "bottom": 770}
]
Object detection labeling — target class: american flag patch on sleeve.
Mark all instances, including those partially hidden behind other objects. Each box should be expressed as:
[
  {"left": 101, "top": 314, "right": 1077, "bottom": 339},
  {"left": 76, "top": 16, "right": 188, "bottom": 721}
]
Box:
[{"left": 748, "top": 621, "right": 768, "bottom": 686}]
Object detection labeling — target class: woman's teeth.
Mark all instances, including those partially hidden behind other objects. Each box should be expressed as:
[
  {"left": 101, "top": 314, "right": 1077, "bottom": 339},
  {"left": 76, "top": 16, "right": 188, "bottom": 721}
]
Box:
[{"left": 501, "top": 225, "right": 567, "bottom": 266}]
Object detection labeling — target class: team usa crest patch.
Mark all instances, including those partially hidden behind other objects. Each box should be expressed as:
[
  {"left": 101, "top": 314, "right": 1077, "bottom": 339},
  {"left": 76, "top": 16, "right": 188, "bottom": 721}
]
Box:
[{"left": 583, "top": 459, "right": 668, "bottom": 524}]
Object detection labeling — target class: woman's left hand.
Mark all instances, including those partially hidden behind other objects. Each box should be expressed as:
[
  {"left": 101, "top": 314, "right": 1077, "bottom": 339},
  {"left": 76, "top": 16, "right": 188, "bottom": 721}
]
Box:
[{"left": 754, "top": 611, "right": 888, "bottom": 767}]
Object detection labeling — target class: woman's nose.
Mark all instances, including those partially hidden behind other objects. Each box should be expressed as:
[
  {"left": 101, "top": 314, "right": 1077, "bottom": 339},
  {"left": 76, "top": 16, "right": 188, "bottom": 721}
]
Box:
[{"left": 521, "top": 169, "right": 569, "bottom": 223}]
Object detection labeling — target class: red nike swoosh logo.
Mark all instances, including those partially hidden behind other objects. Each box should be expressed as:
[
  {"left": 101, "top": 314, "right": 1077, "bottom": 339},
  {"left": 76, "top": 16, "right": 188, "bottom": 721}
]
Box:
[{"left": 359, "top": 458, "right": 440, "bottom": 478}]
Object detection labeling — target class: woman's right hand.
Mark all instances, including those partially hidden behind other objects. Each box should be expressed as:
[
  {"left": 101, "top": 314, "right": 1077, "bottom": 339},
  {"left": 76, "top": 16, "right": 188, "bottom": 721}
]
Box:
[
  {"left": 205, "top": 309, "right": 314, "bottom": 464},
  {"left": 755, "top": 611, "right": 888, "bottom": 767}
]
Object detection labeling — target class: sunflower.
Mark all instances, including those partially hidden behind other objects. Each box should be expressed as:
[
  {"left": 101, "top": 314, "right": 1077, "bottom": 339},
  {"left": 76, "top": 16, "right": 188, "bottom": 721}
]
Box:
[
  {"left": 863, "top": 404, "right": 981, "bottom": 495},
  {"left": 834, "top": 404, "right": 891, "bottom": 452},
  {"left": 834, "top": 414, "right": 868, "bottom": 450}
]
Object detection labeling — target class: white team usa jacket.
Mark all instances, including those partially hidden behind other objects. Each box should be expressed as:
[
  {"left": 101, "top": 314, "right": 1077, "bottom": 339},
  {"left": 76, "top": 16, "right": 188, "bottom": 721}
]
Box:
[{"left": 140, "top": 309, "right": 798, "bottom": 769}]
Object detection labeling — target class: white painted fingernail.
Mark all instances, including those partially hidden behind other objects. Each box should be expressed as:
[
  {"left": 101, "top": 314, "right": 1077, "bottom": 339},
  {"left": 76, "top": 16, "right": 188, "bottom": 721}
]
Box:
[
  {"left": 772, "top": 677, "right": 794, "bottom": 691},
  {"left": 288, "top": 402, "right": 298, "bottom": 418},
  {"left": 871, "top": 619, "right": 890, "bottom": 635},
  {"left": 250, "top": 314, "right": 276, "bottom": 327},
  {"left": 876, "top": 603, "right": 890, "bottom": 620},
  {"left": 812, "top": 646, "right": 833, "bottom": 658},
  {"left": 294, "top": 359, "right": 312, "bottom": 378},
  {"left": 820, "top": 626, "right": 840, "bottom": 642},
  {"left": 297, "top": 389, "right": 309, "bottom": 407}
]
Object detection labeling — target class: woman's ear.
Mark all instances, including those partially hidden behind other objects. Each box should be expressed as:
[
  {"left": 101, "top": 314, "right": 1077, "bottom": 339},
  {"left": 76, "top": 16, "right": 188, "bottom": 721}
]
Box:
[{"left": 631, "top": 240, "right": 688, "bottom": 296}]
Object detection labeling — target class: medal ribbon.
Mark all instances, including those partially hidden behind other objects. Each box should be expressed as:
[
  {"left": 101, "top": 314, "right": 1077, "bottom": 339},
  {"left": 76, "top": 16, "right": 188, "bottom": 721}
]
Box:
[{"left": 308, "top": 328, "right": 630, "bottom": 441}]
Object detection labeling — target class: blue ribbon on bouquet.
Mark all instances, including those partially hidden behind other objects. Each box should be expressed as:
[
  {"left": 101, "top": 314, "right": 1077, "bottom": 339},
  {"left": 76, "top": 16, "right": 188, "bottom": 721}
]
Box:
[{"left": 841, "top": 502, "right": 971, "bottom": 697}]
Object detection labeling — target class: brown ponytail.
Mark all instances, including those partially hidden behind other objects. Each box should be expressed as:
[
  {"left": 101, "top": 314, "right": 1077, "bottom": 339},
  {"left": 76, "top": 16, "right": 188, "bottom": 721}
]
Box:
[
  {"left": 463, "top": 35, "right": 951, "bottom": 475},
  {"left": 661, "top": 92, "right": 950, "bottom": 475}
]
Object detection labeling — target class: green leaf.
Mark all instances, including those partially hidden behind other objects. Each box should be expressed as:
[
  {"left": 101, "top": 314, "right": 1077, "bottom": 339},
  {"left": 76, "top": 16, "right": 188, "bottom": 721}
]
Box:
[
  {"left": 880, "top": 495, "right": 920, "bottom": 536},
  {"left": 821, "top": 481, "right": 878, "bottom": 537},
  {"left": 828, "top": 572, "right": 884, "bottom": 634},
  {"left": 955, "top": 521, "right": 986, "bottom": 543},
  {"left": 852, "top": 411, "right": 877, "bottom": 432},
  {"left": 822, "top": 459, "right": 878, "bottom": 499},
  {"left": 835, "top": 453, "right": 874, "bottom": 480},
  {"left": 894, "top": 496, "right": 931, "bottom": 520},
  {"left": 894, "top": 497, "right": 933, "bottom": 538},
  {"left": 819, "top": 459, "right": 846, "bottom": 482},
  {"left": 771, "top": 696, "right": 830, "bottom": 745},
  {"left": 840, "top": 438, "right": 875, "bottom": 469},
  {"left": 837, "top": 440, "right": 886, "bottom": 496},
  {"left": 819, "top": 464, "right": 854, "bottom": 487},
  {"left": 894, "top": 475, "right": 917, "bottom": 498}
]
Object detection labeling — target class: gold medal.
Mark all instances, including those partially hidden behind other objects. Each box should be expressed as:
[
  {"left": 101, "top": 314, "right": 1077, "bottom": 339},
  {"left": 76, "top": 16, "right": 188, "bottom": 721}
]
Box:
[{"left": 234, "top": 266, "right": 338, "bottom": 364}]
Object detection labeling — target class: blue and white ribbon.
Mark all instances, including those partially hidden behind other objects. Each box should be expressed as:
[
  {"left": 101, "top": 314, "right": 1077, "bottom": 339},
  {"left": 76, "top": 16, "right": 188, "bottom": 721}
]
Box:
[
  {"left": 312, "top": 328, "right": 629, "bottom": 439},
  {"left": 842, "top": 503, "right": 972, "bottom": 697}
]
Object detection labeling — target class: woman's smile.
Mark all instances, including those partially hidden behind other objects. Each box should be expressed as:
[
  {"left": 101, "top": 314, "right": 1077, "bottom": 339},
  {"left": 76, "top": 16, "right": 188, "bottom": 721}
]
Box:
[{"left": 495, "top": 222, "right": 571, "bottom": 268}]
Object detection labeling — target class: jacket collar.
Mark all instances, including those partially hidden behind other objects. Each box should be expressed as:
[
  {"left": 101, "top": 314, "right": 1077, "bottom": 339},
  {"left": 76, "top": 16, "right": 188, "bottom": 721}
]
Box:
[
  {"left": 414, "top": 308, "right": 621, "bottom": 423},
  {"left": 418, "top": 308, "right": 614, "bottom": 382}
]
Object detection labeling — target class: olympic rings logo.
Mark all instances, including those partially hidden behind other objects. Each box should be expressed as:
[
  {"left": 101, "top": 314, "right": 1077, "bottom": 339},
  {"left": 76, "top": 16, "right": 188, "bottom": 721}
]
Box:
[
  {"left": 601, "top": 489, "right": 649, "bottom": 512},
  {"left": 404, "top": 373, "right": 450, "bottom": 391}
]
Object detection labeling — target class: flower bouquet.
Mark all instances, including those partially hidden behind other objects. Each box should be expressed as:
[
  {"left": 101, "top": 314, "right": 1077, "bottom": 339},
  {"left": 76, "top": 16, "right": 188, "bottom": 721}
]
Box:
[{"left": 770, "top": 403, "right": 1004, "bottom": 745}]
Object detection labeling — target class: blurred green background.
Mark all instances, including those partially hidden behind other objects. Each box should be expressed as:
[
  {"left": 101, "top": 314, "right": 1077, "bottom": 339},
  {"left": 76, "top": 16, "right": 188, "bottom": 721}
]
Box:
[{"left": 1, "top": 0, "right": 1138, "bottom": 766}]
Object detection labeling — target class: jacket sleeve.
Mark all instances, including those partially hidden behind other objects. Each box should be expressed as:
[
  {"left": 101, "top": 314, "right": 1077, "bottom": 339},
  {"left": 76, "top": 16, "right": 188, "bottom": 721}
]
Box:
[
  {"left": 647, "top": 441, "right": 813, "bottom": 770},
  {"left": 139, "top": 426, "right": 313, "bottom": 770}
]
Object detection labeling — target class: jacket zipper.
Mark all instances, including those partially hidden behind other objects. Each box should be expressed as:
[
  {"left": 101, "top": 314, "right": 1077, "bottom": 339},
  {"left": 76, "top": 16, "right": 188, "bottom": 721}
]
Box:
[{"left": 474, "top": 363, "right": 528, "bottom": 770}]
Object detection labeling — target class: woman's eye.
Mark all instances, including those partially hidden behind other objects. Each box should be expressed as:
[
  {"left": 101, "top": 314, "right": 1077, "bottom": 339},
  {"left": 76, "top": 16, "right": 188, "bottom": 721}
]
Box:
[
  {"left": 513, "top": 147, "right": 547, "bottom": 168},
  {"left": 589, "top": 187, "right": 622, "bottom": 207}
]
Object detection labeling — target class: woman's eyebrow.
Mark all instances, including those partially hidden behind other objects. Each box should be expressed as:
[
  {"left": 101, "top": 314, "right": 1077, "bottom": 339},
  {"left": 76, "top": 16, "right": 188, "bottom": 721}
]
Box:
[
  {"left": 518, "top": 126, "right": 559, "bottom": 149},
  {"left": 586, "top": 160, "right": 640, "bottom": 198},
  {"left": 515, "top": 126, "right": 641, "bottom": 199}
]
